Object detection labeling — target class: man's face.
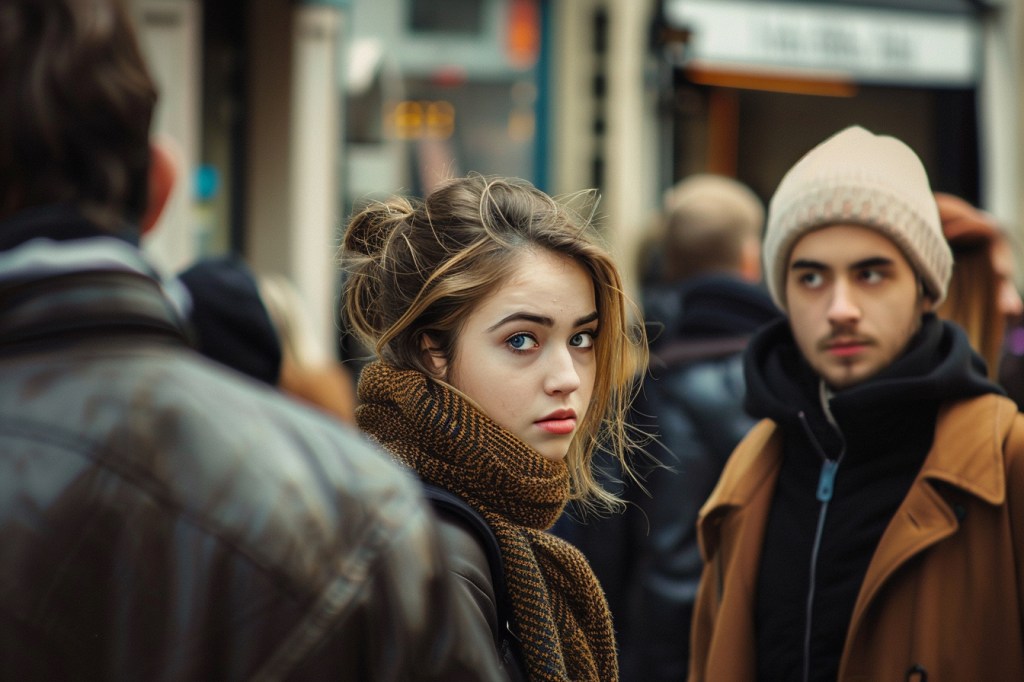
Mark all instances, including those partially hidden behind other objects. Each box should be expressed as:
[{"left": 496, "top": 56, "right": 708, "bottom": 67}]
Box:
[{"left": 785, "top": 224, "right": 932, "bottom": 390}]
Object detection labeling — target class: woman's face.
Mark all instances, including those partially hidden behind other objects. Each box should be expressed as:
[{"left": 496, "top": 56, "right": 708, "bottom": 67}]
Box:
[{"left": 432, "top": 248, "right": 598, "bottom": 461}]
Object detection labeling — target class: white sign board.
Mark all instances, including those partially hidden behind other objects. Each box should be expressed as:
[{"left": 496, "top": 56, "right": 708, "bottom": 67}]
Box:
[{"left": 665, "top": 0, "right": 980, "bottom": 86}]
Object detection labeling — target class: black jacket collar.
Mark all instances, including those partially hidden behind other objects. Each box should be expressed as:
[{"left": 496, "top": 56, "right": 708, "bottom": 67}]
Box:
[
  {"left": 0, "top": 205, "right": 187, "bottom": 353},
  {"left": 743, "top": 314, "right": 1002, "bottom": 457},
  {"left": 0, "top": 204, "right": 139, "bottom": 252}
]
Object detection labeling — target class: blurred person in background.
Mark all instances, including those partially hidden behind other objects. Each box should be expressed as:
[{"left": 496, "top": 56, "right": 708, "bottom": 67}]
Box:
[
  {"left": 932, "top": 192, "right": 1024, "bottom": 410},
  {"left": 258, "top": 272, "right": 358, "bottom": 424},
  {"left": 178, "top": 254, "right": 284, "bottom": 387},
  {"left": 0, "top": 0, "right": 502, "bottom": 678},
  {"left": 179, "top": 258, "right": 358, "bottom": 424},
  {"left": 934, "top": 192, "right": 1023, "bottom": 382},
  {"left": 340, "top": 174, "right": 649, "bottom": 681},
  {"left": 556, "top": 174, "right": 779, "bottom": 681}
]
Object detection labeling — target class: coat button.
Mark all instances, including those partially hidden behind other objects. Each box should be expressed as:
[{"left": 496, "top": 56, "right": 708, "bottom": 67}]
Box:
[{"left": 906, "top": 663, "right": 928, "bottom": 681}]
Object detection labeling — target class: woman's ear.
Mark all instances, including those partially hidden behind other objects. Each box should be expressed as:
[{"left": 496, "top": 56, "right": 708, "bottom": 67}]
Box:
[{"left": 420, "top": 334, "right": 448, "bottom": 377}]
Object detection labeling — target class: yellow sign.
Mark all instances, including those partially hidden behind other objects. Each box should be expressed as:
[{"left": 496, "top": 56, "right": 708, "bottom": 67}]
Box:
[{"left": 388, "top": 100, "right": 455, "bottom": 140}]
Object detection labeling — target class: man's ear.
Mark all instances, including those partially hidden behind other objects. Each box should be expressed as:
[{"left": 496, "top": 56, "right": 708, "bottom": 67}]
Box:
[
  {"left": 140, "top": 136, "right": 180, "bottom": 235},
  {"left": 918, "top": 277, "right": 936, "bottom": 313},
  {"left": 420, "top": 334, "right": 448, "bottom": 377},
  {"left": 740, "top": 237, "right": 763, "bottom": 283}
]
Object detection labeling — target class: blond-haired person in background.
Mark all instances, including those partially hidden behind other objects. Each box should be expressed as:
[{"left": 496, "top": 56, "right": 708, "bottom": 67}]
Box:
[{"left": 259, "top": 273, "right": 357, "bottom": 424}]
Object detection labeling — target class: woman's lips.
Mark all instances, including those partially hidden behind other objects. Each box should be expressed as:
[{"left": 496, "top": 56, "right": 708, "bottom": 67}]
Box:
[
  {"left": 535, "top": 410, "right": 577, "bottom": 435},
  {"left": 535, "top": 418, "right": 577, "bottom": 435}
]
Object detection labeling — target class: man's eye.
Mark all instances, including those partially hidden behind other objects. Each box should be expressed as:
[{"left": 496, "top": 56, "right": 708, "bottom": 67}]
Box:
[
  {"left": 507, "top": 333, "right": 538, "bottom": 352},
  {"left": 861, "top": 269, "right": 883, "bottom": 284},
  {"left": 799, "top": 272, "right": 823, "bottom": 287}
]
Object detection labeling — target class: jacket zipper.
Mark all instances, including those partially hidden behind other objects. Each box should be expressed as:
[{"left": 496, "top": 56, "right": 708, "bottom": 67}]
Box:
[{"left": 798, "top": 410, "right": 845, "bottom": 682}]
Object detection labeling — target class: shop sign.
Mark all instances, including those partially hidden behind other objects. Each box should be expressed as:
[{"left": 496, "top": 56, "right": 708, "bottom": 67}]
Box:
[{"left": 665, "top": 0, "right": 980, "bottom": 86}]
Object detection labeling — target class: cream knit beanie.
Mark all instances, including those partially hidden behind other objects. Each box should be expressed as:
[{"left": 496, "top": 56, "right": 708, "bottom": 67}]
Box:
[{"left": 763, "top": 125, "right": 951, "bottom": 312}]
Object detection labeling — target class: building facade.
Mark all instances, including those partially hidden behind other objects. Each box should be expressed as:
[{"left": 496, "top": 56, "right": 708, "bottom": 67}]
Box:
[{"left": 130, "top": 0, "right": 1024, "bottom": 357}]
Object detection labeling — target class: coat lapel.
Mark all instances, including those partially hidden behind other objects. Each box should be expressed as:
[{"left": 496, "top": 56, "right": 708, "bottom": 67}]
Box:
[
  {"left": 694, "top": 419, "right": 784, "bottom": 679},
  {"left": 698, "top": 419, "right": 783, "bottom": 560},
  {"left": 846, "top": 394, "right": 1011, "bottom": 642}
]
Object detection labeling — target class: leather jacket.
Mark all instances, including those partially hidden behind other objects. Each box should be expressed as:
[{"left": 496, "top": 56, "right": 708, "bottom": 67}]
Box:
[
  {"left": 0, "top": 206, "right": 502, "bottom": 681},
  {"left": 436, "top": 513, "right": 528, "bottom": 682}
]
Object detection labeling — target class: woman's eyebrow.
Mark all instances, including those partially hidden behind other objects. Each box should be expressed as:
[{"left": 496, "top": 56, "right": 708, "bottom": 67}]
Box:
[
  {"left": 487, "top": 312, "right": 552, "bottom": 332},
  {"left": 486, "top": 310, "right": 599, "bottom": 333}
]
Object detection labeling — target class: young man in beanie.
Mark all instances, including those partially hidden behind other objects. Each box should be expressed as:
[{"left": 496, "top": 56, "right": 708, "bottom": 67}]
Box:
[
  {"left": 0, "top": 0, "right": 501, "bottom": 678},
  {"left": 688, "top": 126, "right": 1024, "bottom": 681}
]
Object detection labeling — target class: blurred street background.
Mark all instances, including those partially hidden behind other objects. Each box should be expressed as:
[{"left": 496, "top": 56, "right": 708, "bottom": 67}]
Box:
[{"left": 130, "top": 0, "right": 1023, "bottom": 361}]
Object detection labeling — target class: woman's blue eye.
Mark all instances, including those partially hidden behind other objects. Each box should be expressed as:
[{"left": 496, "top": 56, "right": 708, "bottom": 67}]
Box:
[
  {"left": 507, "top": 333, "right": 538, "bottom": 351},
  {"left": 571, "top": 331, "right": 596, "bottom": 348}
]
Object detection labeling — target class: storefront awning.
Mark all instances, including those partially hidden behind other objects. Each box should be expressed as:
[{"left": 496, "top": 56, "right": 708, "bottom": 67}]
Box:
[{"left": 663, "top": 0, "right": 981, "bottom": 88}]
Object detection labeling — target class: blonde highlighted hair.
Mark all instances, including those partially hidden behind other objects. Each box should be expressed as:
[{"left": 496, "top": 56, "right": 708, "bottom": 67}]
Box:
[{"left": 340, "top": 174, "right": 647, "bottom": 511}]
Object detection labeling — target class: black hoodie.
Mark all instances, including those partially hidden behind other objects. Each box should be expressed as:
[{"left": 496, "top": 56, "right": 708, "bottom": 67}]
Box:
[{"left": 742, "top": 313, "right": 1000, "bottom": 682}]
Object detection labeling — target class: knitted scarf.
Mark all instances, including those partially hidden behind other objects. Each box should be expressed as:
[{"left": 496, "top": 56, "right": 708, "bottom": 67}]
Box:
[{"left": 356, "top": 362, "right": 618, "bottom": 681}]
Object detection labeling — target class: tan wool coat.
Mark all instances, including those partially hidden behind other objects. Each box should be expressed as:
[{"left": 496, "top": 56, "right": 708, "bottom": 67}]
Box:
[{"left": 689, "top": 394, "right": 1024, "bottom": 682}]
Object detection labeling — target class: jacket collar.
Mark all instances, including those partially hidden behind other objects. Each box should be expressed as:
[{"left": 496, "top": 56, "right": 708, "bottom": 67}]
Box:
[
  {"left": 0, "top": 208, "right": 189, "bottom": 311},
  {"left": 919, "top": 394, "right": 1014, "bottom": 505},
  {"left": 0, "top": 203, "right": 140, "bottom": 251},
  {"left": 744, "top": 315, "right": 1000, "bottom": 429},
  {"left": 703, "top": 420, "right": 782, "bottom": 513},
  {"left": 0, "top": 232, "right": 191, "bottom": 351},
  {"left": 704, "top": 393, "right": 1013, "bottom": 523}
]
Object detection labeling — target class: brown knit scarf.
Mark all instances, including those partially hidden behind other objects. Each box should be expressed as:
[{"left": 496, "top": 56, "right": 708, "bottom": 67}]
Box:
[{"left": 356, "top": 362, "right": 618, "bottom": 681}]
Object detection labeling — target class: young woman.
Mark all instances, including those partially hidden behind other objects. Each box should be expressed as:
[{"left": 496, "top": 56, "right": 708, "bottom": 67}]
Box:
[{"left": 340, "top": 174, "right": 647, "bottom": 681}]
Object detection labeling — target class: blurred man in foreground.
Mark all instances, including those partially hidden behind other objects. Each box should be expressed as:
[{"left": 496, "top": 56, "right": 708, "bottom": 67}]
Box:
[{"left": 0, "top": 1, "right": 500, "bottom": 679}]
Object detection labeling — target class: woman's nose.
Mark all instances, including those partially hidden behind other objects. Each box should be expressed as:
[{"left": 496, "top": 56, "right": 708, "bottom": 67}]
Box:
[{"left": 544, "top": 347, "right": 581, "bottom": 395}]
